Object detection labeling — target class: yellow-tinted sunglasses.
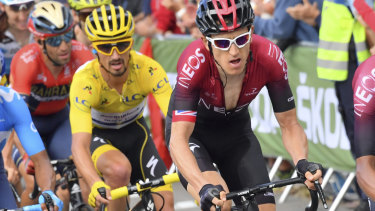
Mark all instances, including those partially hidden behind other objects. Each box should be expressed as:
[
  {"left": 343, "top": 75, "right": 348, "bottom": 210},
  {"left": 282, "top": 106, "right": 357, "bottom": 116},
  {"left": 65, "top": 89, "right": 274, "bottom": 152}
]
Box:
[{"left": 92, "top": 38, "right": 133, "bottom": 56}]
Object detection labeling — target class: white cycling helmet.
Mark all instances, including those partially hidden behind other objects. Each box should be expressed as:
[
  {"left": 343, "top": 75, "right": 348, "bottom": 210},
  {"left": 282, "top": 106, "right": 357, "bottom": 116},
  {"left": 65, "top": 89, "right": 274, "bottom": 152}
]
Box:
[{"left": 0, "top": 0, "right": 34, "bottom": 5}]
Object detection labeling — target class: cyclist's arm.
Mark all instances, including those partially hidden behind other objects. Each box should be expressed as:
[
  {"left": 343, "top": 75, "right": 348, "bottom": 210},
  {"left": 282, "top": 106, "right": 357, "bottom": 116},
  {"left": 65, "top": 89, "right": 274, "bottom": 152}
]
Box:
[
  {"left": 356, "top": 155, "right": 375, "bottom": 200},
  {"left": 353, "top": 113, "right": 375, "bottom": 199},
  {"left": 70, "top": 73, "right": 110, "bottom": 206},
  {"left": 169, "top": 121, "right": 209, "bottom": 193},
  {"left": 71, "top": 132, "right": 102, "bottom": 186},
  {"left": 2, "top": 131, "right": 20, "bottom": 184},
  {"left": 6, "top": 87, "right": 55, "bottom": 191},
  {"left": 30, "top": 150, "right": 56, "bottom": 192},
  {"left": 274, "top": 108, "right": 307, "bottom": 164}
]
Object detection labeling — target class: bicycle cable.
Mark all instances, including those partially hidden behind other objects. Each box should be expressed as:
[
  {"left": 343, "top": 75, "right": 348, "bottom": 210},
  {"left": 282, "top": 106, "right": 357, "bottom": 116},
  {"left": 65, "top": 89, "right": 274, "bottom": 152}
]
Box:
[{"left": 150, "top": 191, "right": 165, "bottom": 211}]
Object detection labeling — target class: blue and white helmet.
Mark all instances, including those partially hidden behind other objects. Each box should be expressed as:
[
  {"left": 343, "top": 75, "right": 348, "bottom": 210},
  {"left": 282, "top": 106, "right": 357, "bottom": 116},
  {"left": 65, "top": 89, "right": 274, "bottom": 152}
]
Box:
[{"left": 0, "top": 0, "right": 34, "bottom": 5}]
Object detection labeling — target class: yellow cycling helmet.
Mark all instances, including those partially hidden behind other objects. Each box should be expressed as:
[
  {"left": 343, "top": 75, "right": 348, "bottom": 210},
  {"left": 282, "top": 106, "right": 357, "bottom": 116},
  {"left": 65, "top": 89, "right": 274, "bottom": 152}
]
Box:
[
  {"left": 85, "top": 4, "right": 134, "bottom": 42},
  {"left": 67, "top": 0, "right": 111, "bottom": 11}
]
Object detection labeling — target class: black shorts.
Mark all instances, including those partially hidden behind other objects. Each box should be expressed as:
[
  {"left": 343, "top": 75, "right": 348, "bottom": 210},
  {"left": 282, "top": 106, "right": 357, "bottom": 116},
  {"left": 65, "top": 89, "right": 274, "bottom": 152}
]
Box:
[
  {"left": 166, "top": 109, "right": 275, "bottom": 205},
  {"left": 90, "top": 117, "right": 172, "bottom": 192}
]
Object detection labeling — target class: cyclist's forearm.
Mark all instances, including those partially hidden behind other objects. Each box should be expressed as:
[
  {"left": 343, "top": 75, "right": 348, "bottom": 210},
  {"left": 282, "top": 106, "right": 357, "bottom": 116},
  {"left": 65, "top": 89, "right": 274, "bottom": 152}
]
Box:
[
  {"left": 72, "top": 132, "right": 102, "bottom": 187},
  {"left": 31, "top": 150, "right": 56, "bottom": 191},
  {"left": 3, "top": 130, "right": 15, "bottom": 165},
  {"left": 275, "top": 109, "right": 308, "bottom": 164},
  {"left": 281, "top": 123, "right": 308, "bottom": 165},
  {"left": 356, "top": 157, "right": 375, "bottom": 200},
  {"left": 169, "top": 122, "right": 208, "bottom": 192}
]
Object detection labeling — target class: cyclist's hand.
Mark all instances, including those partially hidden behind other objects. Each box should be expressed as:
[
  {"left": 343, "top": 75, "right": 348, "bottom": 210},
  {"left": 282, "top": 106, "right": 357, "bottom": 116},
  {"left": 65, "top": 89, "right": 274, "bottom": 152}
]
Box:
[
  {"left": 5, "top": 163, "right": 20, "bottom": 185},
  {"left": 199, "top": 184, "right": 225, "bottom": 211},
  {"left": 296, "top": 159, "right": 323, "bottom": 189},
  {"left": 88, "top": 181, "right": 111, "bottom": 208},
  {"left": 38, "top": 190, "right": 63, "bottom": 211}
]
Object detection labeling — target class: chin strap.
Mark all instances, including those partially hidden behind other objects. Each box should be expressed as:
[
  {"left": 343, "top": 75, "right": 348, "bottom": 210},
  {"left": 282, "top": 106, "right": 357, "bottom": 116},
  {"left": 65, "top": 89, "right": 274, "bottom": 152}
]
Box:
[
  {"left": 42, "top": 41, "right": 63, "bottom": 67},
  {"left": 208, "top": 42, "right": 228, "bottom": 88}
]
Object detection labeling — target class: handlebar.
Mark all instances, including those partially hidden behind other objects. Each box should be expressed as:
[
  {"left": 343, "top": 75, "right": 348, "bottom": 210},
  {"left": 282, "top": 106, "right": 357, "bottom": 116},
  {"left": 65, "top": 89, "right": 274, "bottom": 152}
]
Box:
[
  {"left": 110, "top": 173, "right": 180, "bottom": 200},
  {"left": 224, "top": 177, "right": 327, "bottom": 211}
]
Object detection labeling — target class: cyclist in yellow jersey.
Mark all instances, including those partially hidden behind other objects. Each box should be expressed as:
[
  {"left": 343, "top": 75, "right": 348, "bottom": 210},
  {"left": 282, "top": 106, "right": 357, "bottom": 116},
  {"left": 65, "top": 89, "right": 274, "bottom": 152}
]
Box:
[{"left": 69, "top": 4, "right": 174, "bottom": 211}]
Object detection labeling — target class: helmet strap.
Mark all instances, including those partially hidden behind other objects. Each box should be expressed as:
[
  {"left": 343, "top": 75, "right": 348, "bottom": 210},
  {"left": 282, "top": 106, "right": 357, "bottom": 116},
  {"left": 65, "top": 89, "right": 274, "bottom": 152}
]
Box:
[
  {"left": 42, "top": 41, "right": 64, "bottom": 66},
  {"left": 208, "top": 42, "right": 228, "bottom": 88}
]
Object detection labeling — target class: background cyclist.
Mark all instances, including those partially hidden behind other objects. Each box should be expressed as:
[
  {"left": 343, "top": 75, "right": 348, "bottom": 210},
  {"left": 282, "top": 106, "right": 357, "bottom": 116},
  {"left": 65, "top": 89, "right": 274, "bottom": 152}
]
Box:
[
  {"left": 9, "top": 1, "right": 94, "bottom": 209},
  {"left": 352, "top": 54, "right": 375, "bottom": 210},
  {"left": 69, "top": 4, "right": 174, "bottom": 210},
  {"left": 0, "top": 50, "right": 63, "bottom": 211},
  {"left": 67, "top": 0, "right": 111, "bottom": 47},
  {"left": 166, "top": 0, "right": 323, "bottom": 210},
  {"left": 0, "top": 0, "right": 35, "bottom": 85}
]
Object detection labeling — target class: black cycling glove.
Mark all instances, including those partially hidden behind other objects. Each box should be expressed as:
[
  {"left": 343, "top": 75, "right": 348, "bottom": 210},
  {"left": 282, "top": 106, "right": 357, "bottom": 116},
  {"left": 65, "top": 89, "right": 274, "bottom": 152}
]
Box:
[
  {"left": 199, "top": 184, "right": 224, "bottom": 211},
  {"left": 295, "top": 159, "right": 323, "bottom": 178}
]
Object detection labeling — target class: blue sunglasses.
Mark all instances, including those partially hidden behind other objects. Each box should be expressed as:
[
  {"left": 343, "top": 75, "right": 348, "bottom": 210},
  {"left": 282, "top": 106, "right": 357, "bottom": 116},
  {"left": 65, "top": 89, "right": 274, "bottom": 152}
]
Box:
[{"left": 45, "top": 30, "right": 74, "bottom": 47}]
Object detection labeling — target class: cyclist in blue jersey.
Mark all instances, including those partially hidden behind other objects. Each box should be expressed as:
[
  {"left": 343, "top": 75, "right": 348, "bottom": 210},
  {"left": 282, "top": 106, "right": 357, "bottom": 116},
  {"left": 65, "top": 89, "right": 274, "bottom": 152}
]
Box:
[{"left": 0, "top": 51, "right": 63, "bottom": 210}]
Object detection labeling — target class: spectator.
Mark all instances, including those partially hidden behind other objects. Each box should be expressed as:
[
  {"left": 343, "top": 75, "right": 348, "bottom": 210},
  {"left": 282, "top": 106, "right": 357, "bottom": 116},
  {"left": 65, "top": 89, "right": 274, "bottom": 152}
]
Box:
[
  {"left": 354, "top": 0, "right": 375, "bottom": 55},
  {"left": 251, "top": 0, "right": 275, "bottom": 18},
  {"left": 253, "top": 0, "right": 323, "bottom": 51},
  {"left": 135, "top": 0, "right": 183, "bottom": 37},
  {"left": 162, "top": 0, "right": 201, "bottom": 38},
  {"left": 0, "top": 0, "right": 34, "bottom": 84},
  {"left": 286, "top": 0, "right": 321, "bottom": 28}
]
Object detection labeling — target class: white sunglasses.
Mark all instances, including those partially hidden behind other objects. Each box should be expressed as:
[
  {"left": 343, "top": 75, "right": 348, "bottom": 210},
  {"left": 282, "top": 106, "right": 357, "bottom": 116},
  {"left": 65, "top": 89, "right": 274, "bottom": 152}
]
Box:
[{"left": 206, "top": 28, "right": 252, "bottom": 51}]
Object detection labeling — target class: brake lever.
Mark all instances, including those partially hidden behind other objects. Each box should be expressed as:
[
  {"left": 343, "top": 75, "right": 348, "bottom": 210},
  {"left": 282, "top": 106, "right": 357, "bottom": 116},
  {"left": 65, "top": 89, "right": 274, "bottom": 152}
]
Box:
[
  {"left": 314, "top": 180, "right": 328, "bottom": 209},
  {"left": 41, "top": 192, "right": 54, "bottom": 211}
]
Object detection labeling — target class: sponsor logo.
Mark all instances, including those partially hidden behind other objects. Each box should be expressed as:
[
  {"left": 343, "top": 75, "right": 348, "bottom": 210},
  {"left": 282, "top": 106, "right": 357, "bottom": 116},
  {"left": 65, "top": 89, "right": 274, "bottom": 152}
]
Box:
[
  {"left": 177, "top": 48, "right": 205, "bottom": 88},
  {"left": 93, "top": 137, "right": 106, "bottom": 144},
  {"left": 0, "top": 88, "right": 21, "bottom": 103},
  {"left": 189, "top": 143, "right": 200, "bottom": 153},
  {"left": 244, "top": 88, "right": 258, "bottom": 96},
  {"left": 100, "top": 98, "right": 109, "bottom": 105},
  {"left": 153, "top": 77, "right": 169, "bottom": 92},
  {"left": 20, "top": 49, "right": 37, "bottom": 64},
  {"left": 122, "top": 93, "right": 146, "bottom": 103},
  {"left": 146, "top": 155, "right": 159, "bottom": 177},
  {"left": 267, "top": 43, "right": 288, "bottom": 79},
  {"left": 83, "top": 85, "right": 92, "bottom": 94},
  {"left": 75, "top": 97, "right": 90, "bottom": 108},
  {"left": 30, "top": 122, "right": 37, "bottom": 132},
  {"left": 37, "top": 73, "right": 47, "bottom": 82},
  {"left": 149, "top": 67, "right": 156, "bottom": 76},
  {"left": 354, "top": 68, "right": 375, "bottom": 117},
  {"left": 30, "top": 84, "right": 70, "bottom": 101}
]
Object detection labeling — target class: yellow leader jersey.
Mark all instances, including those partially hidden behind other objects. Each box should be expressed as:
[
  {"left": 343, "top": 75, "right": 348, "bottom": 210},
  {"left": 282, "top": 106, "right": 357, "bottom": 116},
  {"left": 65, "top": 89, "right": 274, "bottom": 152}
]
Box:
[{"left": 69, "top": 50, "right": 172, "bottom": 134}]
